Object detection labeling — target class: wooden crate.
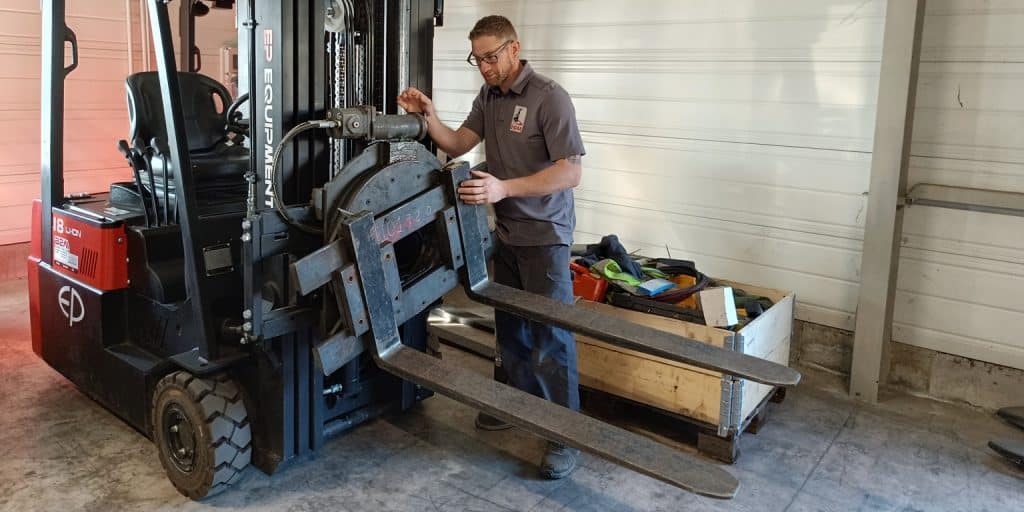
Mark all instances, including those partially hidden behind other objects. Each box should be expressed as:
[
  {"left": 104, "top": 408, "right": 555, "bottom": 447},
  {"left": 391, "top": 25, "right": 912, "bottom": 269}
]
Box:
[{"left": 574, "top": 280, "right": 794, "bottom": 440}]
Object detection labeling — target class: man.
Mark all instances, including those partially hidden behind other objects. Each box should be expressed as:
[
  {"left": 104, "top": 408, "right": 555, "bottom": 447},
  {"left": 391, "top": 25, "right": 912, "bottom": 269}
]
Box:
[{"left": 397, "top": 15, "right": 585, "bottom": 479}]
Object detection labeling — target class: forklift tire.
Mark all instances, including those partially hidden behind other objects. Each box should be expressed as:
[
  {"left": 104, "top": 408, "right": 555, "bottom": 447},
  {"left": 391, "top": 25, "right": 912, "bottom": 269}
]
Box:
[{"left": 152, "top": 371, "right": 252, "bottom": 499}]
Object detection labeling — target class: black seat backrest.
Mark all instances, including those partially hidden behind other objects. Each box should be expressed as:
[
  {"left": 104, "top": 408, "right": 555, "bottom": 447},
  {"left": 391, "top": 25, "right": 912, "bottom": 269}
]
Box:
[{"left": 125, "top": 71, "right": 232, "bottom": 153}]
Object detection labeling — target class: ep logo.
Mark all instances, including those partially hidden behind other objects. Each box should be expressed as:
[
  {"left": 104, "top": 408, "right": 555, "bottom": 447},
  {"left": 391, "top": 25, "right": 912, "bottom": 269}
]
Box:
[{"left": 58, "top": 285, "right": 85, "bottom": 327}]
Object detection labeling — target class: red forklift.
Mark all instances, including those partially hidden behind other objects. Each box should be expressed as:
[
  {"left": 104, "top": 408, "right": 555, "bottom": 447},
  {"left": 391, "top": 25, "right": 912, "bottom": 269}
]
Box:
[{"left": 29, "top": 0, "right": 799, "bottom": 500}]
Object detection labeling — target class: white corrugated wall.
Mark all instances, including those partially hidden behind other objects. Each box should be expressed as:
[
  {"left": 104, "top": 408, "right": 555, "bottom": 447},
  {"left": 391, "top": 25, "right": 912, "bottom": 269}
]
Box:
[
  {"left": 0, "top": 0, "right": 135, "bottom": 245},
  {"left": 0, "top": 0, "right": 236, "bottom": 246},
  {"left": 434, "top": 0, "right": 1024, "bottom": 369},
  {"left": 176, "top": 5, "right": 237, "bottom": 88},
  {"left": 897, "top": 0, "right": 1024, "bottom": 369}
]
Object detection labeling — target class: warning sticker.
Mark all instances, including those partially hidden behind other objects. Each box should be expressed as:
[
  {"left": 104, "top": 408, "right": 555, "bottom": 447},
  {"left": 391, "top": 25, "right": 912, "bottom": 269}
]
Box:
[{"left": 53, "top": 236, "right": 79, "bottom": 271}]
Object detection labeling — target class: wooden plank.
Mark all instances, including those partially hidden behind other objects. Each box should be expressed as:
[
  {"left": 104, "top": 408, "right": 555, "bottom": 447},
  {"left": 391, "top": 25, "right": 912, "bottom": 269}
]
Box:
[
  {"left": 575, "top": 287, "right": 794, "bottom": 431},
  {"left": 574, "top": 299, "right": 728, "bottom": 425},
  {"left": 577, "top": 340, "right": 723, "bottom": 425},
  {"left": 577, "top": 336, "right": 723, "bottom": 379}
]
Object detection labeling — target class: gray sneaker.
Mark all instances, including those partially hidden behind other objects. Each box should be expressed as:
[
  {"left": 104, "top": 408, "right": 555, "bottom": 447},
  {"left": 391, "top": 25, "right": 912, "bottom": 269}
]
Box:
[
  {"left": 540, "top": 442, "right": 579, "bottom": 479},
  {"left": 475, "top": 412, "right": 513, "bottom": 431}
]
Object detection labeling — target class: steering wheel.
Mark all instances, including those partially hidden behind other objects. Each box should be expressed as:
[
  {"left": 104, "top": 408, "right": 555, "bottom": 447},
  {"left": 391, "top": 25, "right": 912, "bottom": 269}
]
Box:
[{"left": 225, "top": 92, "right": 250, "bottom": 138}]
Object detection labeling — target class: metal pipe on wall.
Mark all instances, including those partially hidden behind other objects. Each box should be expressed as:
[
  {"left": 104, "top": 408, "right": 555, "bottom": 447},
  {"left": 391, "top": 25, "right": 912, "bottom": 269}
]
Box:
[
  {"left": 125, "top": 0, "right": 134, "bottom": 75},
  {"left": 139, "top": 0, "right": 150, "bottom": 70},
  {"left": 849, "top": 0, "right": 926, "bottom": 403}
]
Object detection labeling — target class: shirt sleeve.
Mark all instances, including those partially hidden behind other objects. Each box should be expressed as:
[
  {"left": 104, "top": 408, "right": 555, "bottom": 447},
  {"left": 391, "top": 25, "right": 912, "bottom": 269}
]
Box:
[
  {"left": 459, "top": 86, "right": 486, "bottom": 140},
  {"left": 539, "top": 84, "right": 586, "bottom": 161}
]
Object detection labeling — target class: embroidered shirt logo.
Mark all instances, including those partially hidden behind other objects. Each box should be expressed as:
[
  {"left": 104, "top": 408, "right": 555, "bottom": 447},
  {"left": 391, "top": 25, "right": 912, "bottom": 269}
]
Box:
[{"left": 510, "top": 105, "right": 527, "bottom": 133}]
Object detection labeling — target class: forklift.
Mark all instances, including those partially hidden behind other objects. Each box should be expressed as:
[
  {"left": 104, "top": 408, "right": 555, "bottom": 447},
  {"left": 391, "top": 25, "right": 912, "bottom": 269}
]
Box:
[{"left": 29, "top": 0, "right": 800, "bottom": 500}]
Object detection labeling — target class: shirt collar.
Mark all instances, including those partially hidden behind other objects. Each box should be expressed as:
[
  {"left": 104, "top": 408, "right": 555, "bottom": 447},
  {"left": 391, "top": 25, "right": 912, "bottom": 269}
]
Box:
[{"left": 490, "top": 60, "right": 534, "bottom": 96}]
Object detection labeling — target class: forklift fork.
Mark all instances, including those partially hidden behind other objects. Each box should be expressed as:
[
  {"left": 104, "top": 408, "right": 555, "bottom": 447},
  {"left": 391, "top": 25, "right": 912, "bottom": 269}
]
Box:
[{"left": 294, "top": 161, "right": 800, "bottom": 498}]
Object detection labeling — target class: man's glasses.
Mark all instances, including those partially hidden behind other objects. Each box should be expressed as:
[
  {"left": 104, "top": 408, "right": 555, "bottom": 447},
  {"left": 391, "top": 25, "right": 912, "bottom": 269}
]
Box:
[{"left": 466, "top": 40, "right": 512, "bottom": 67}]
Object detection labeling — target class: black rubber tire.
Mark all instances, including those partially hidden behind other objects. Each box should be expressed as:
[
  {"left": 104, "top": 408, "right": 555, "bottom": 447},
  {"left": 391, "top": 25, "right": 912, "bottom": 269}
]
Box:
[{"left": 151, "top": 371, "right": 251, "bottom": 500}]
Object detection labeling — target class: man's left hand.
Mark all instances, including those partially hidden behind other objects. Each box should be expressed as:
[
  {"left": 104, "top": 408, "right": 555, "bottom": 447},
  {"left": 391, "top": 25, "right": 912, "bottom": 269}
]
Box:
[{"left": 458, "top": 170, "right": 509, "bottom": 205}]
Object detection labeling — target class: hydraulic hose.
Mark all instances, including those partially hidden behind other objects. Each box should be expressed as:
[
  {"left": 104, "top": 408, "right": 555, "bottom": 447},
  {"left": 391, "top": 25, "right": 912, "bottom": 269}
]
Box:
[{"left": 269, "top": 120, "right": 339, "bottom": 235}]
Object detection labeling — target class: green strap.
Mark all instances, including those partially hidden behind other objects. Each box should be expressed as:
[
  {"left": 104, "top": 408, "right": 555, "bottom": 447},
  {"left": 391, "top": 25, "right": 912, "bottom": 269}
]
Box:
[{"left": 591, "top": 259, "right": 642, "bottom": 286}]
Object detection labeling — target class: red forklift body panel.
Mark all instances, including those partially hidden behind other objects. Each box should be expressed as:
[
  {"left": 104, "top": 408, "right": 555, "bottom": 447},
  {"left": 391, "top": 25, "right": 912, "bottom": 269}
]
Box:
[
  {"left": 48, "top": 200, "right": 129, "bottom": 291},
  {"left": 28, "top": 201, "right": 42, "bottom": 356}
]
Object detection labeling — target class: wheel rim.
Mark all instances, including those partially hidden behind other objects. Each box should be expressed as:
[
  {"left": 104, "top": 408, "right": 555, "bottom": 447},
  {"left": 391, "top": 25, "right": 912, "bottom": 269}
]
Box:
[{"left": 163, "top": 403, "right": 197, "bottom": 473}]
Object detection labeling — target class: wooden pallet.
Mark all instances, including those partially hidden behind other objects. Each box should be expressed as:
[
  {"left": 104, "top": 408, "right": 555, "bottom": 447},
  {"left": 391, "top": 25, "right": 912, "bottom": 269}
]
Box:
[{"left": 580, "top": 384, "right": 786, "bottom": 464}]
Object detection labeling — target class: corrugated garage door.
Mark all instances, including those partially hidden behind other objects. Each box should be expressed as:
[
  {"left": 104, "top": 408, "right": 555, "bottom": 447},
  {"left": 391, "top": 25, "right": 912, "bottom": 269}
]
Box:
[
  {"left": 0, "top": 0, "right": 236, "bottom": 246},
  {"left": 897, "top": 0, "right": 1024, "bottom": 369},
  {"left": 434, "top": 0, "right": 1024, "bottom": 369},
  {"left": 0, "top": 0, "right": 134, "bottom": 245}
]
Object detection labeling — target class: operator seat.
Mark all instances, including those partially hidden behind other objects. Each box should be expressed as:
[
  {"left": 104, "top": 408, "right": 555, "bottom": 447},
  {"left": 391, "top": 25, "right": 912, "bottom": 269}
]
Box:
[{"left": 122, "top": 71, "right": 248, "bottom": 211}]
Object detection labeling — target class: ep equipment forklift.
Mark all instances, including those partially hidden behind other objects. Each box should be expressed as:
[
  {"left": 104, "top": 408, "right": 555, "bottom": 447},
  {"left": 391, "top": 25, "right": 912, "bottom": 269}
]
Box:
[{"left": 29, "top": 0, "right": 800, "bottom": 500}]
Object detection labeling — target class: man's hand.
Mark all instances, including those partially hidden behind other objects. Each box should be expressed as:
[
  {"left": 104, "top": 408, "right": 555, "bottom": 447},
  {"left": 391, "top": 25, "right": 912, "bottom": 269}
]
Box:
[
  {"left": 458, "top": 170, "right": 509, "bottom": 205},
  {"left": 397, "top": 87, "right": 435, "bottom": 118},
  {"left": 397, "top": 87, "right": 481, "bottom": 158}
]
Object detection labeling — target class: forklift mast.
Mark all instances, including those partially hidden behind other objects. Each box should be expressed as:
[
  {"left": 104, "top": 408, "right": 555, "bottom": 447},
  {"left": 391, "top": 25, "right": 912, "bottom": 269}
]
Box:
[{"left": 141, "top": 0, "right": 446, "bottom": 471}]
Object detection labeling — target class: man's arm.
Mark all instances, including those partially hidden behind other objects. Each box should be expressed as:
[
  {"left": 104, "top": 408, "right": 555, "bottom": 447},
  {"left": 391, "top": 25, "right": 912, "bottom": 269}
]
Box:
[
  {"left": 505, "top": 155, "right": 582, "bottom": 197},
  {"left": 434, "top": 127, "right": 481, "bottom": 159},
  {"left": 456, "top": 155, "right": 582, "bottom": 205},
  {"left": 397, "top": 87, "right": 480, "bottom": 157}
]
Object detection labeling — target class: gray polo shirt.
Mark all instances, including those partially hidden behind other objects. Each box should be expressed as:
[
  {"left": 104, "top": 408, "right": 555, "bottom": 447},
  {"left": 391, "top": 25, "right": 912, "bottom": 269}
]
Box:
[{"left": 460, "top": 60, "right": 585, "bottom": 247}]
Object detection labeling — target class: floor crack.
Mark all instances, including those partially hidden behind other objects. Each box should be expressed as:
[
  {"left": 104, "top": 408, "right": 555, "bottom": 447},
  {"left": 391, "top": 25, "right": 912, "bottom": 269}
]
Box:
[{"left": 782, "top": 406, "right": 855, "bottom": 511}]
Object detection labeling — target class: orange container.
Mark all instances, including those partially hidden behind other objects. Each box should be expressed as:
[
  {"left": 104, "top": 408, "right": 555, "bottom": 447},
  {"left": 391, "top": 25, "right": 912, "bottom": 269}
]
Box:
[
  {"left": 570, "top": 262, "right": 608, "bottom": 302},
  {"left": 671, "top": 274, "right": 699, "bottom": 308}
]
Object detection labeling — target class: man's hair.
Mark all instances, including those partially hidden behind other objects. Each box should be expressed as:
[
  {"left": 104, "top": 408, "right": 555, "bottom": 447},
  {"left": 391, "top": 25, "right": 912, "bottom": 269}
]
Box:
[{"left": 468, "top": 15, "right": 518, "bottom": 41}]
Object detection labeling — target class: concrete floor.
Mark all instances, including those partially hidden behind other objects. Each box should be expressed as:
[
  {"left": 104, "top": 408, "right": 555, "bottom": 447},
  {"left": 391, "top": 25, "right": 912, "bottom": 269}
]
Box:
[{"left": 1, "top": 277, "right": 1022, "bottom": 512}]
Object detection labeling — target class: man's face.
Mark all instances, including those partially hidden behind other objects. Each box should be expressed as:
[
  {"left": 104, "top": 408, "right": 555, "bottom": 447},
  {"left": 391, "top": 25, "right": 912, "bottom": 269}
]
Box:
[{"left": 470, "top": 35, "right": 519, "bottom": 87}]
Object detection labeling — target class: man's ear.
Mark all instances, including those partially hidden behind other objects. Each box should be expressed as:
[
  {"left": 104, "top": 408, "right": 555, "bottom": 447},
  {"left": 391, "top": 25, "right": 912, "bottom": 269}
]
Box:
[{"left": 511, "top": 40, "right": 521, "bottom": 59}]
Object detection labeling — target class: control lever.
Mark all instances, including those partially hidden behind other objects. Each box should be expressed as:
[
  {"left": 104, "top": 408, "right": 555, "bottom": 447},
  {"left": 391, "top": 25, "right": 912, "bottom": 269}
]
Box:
[{"left": 118, "top": 139, "right": 153, "bottom": 227}]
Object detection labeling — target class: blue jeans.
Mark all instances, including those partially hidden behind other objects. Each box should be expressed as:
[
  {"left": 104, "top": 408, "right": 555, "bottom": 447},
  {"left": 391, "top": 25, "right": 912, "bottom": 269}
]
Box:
[{"left": 493, "top": 241, "right": 580, "bottom": 411}]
